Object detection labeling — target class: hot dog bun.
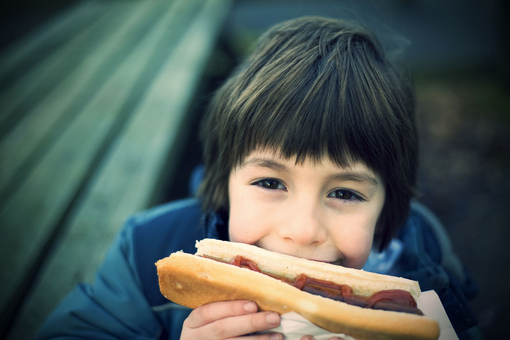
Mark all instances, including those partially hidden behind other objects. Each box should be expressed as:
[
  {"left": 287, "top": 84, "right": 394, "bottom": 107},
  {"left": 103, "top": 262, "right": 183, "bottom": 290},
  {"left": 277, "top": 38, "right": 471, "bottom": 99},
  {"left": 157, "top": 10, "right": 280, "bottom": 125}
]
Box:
[{"left": 156, "top": 239, "right": 440, "bottom": 340}]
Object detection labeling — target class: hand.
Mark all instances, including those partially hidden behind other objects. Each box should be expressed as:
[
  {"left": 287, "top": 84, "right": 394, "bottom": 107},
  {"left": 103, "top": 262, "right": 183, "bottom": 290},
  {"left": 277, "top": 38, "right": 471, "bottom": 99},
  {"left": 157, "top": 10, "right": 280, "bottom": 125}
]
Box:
[{"left": 181, "top": 300, "right": 283, "bottom": 339}]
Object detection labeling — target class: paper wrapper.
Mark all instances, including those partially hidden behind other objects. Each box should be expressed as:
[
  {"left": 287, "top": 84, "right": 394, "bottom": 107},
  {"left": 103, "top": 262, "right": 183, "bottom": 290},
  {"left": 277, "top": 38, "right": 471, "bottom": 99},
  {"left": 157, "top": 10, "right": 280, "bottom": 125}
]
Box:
[{"left": 259, "top": 290, "right": 457, "bottom": 340}]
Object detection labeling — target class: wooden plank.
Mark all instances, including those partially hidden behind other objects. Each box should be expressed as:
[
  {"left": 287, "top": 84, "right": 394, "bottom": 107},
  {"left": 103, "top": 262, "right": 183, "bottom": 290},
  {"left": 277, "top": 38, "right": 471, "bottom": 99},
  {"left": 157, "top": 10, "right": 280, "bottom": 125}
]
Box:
[
  {"left": 0, "top": 1, "right": 116, "bottom": 134},
  {"left": 0, "top": 1, "right": 105, "bottom": 87},
  {"left": 0, "top": 0, "right": 200, "bottom": 334},
  {"left": 0, "top": 0, "right": 164, "bottom": 201},
  {"left": 0, "top": 2, "right": 119, "bottom": 187},
  {"left": 6, "top": 0, "right": 232, "bottom": 338}
]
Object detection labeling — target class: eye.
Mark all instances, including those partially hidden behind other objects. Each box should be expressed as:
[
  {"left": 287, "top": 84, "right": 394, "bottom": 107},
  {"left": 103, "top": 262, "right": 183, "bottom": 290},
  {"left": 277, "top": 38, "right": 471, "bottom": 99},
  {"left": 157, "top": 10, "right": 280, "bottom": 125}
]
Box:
[
  {"left": 327, "top": 189, "right": 364, "bottom": 202},
  {"left": 252, "top": 178, "right": 286, "bottom": 190}
]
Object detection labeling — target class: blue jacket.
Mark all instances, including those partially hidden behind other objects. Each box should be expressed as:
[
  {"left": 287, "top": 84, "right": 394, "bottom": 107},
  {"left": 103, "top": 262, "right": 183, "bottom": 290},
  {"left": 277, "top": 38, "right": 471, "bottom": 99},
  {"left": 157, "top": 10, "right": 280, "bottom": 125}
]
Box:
[{"left": 36, "top": 198, "right": 478, "bottom": 339}]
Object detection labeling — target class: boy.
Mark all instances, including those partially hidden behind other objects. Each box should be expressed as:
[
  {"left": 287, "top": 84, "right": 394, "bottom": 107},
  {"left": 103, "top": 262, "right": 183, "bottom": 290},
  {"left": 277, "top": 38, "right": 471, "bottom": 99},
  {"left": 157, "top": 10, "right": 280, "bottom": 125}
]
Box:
[{"left": 37, "top": 16, "right": 478, "bottom": 339}]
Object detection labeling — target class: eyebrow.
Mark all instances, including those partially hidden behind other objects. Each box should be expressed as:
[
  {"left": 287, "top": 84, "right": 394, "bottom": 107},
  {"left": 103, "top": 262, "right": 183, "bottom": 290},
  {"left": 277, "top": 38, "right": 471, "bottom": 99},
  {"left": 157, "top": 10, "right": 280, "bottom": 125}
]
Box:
[
  {"left": 241, "top": 157, "right": 288, "bottom": 172},
  {"left": 328, "top": 172, "right": 380, "bottom": 186},
  {"left": 242, "top": 157, "right": 380, "bottom": 186}
]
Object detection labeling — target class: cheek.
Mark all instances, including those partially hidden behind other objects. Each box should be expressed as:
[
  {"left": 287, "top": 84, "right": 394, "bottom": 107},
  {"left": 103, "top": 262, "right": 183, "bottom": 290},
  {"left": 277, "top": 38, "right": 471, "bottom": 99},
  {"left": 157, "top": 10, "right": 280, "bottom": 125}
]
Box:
[
  {"left": 227, "top": 183, "right": 246, "bottom": 242},
  {"left": 228, "top": 203, "right": 252, "bottom": 243},
  {"left": 346, "top": 237, "right": 373, "bottom": 269},
  {"left": 227, "top": 181, "right": 264, "bottom": 244},
  {"left": 343, "top": 193, "right": 385, "bottom": 268},
  {"left": 337, "top": 231, "right": 373, "bottom": 269},
  {"left": 330, "top": 214, "right": 377, "bottom": 269}
]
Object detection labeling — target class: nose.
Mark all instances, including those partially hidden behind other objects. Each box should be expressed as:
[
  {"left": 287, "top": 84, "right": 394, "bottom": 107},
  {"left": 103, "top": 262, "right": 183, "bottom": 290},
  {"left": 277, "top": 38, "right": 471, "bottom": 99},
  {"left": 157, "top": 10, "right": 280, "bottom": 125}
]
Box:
[{"left": 278, "top": 201, "right": 326, "bottom": 246}]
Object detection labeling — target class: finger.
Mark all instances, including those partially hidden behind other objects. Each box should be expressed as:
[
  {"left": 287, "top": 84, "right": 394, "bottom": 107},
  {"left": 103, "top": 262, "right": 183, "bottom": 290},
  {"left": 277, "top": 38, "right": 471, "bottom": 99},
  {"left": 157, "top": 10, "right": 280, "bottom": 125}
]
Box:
[
  {"left": 237, "top": 332, "right": 284, "bottom": 340},
  {"left": 186, "top": 300, "right": 258, "bottom": 328},
  {"left": 234, "top": 332, "right": 284, "bottom": 340},
  {"left": 194, "top": 310, "right": 281, "bottom": 339},
  {"left": 301, "top": 335, "right": 347, "bottom": 340}
]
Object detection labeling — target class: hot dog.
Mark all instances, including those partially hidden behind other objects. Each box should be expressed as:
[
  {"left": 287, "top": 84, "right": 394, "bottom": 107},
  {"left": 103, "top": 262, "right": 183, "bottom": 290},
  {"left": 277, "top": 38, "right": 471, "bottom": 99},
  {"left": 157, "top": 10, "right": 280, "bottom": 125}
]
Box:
[{"left": 156, "top": 239, "right": 440, "bottom": 340}]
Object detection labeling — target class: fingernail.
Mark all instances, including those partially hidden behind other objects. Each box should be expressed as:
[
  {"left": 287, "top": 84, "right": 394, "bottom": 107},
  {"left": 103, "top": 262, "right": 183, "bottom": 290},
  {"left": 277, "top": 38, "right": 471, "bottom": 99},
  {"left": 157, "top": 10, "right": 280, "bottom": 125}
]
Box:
[
  {"left": 270, "top": 333, "right": 283, "bottom": 340},
  {"left": 266, "top": 312, "right": 280, "bottom": 326},
  {"left": 244, "top": 301, "right": 258, "bottom": 313}
]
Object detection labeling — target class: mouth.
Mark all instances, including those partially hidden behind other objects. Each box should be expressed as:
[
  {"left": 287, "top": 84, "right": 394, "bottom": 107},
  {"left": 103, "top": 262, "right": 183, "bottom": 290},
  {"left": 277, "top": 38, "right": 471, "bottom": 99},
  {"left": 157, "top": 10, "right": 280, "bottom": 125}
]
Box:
[
  {"left": 277, "top": 251, "right": 343, "bottom": 266},
  {"left": 309, "top": 258, "right": 343, "bottom": 266},
  {"left": 253, "top": 242, "right": 343, "bottom": 266}
]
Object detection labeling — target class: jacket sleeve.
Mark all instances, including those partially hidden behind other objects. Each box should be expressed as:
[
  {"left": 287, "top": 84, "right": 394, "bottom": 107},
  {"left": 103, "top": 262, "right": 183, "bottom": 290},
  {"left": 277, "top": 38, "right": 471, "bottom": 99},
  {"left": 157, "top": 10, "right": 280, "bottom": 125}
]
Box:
[{"left": 36, "top": 216, "right": 164, "bottom": 340}]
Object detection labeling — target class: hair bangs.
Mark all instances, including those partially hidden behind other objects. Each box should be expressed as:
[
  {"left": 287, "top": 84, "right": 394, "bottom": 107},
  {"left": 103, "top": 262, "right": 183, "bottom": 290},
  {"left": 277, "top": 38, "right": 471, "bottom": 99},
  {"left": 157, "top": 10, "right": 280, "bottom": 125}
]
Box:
[{"left": 229, "top": 45, "right": 394, "bottom": 177}]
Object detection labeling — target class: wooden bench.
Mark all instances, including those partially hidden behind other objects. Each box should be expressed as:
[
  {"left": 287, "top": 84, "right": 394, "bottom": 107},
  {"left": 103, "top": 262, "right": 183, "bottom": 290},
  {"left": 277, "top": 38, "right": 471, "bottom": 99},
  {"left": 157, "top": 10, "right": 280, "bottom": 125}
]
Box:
[{"left": 0, "top": 0, "right": 232, "bottom": 338}]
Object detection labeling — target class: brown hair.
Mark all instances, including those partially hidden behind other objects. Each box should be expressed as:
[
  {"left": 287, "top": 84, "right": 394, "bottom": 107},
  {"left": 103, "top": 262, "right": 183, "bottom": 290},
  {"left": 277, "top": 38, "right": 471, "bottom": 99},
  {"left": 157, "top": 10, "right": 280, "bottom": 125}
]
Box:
[{"left": 199, "top": 16, "right": 417, "bottom": 251}]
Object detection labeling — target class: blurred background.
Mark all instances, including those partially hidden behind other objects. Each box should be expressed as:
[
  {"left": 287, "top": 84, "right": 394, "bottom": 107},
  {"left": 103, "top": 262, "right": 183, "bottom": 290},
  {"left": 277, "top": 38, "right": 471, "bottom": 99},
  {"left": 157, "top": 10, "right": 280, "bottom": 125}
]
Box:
[{"left": 1, "top": 0, "right": 509, "bottom": 338}]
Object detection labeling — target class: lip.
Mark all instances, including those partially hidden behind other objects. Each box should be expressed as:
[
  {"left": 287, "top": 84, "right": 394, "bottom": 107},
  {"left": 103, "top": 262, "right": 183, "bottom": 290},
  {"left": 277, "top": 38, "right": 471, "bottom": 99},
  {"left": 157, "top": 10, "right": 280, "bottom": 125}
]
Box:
[
  {"left": 253, "top": 241, "right": 343, "bottom": 266},
  {"left": 274, "top": 250, "right": 343, "bottom": 266},
  {"left": 309, "top": 258, "right": 343, "bottom": 266}
]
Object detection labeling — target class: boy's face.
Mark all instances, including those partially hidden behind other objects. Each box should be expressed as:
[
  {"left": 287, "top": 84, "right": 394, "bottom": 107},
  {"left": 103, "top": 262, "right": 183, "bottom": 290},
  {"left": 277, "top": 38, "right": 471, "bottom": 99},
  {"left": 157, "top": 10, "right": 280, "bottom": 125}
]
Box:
[{"left": 228, "top": 149, "right": 385, "bottom": 269}]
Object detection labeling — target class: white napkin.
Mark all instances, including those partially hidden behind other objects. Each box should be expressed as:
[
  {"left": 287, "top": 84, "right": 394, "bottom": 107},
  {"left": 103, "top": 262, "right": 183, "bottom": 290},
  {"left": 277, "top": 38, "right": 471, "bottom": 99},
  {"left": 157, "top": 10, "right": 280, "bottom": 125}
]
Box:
[
  {"left": 262, "top": 312, "right": 355, "bottom": 340},
  {"left": 260, "top": 290, "right": 457, "bottom": 340},
  {"left": 418, "top": 290, "right": 458, "bottom": 340}
]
